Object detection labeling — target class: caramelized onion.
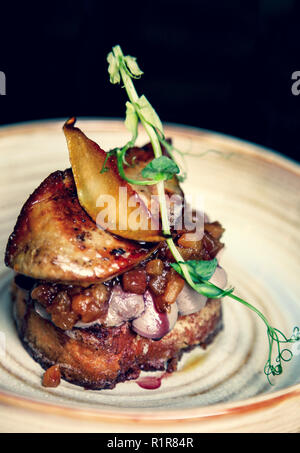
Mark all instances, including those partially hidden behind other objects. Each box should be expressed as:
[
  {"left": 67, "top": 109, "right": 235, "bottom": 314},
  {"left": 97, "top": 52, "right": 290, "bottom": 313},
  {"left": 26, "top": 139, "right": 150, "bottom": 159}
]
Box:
[
  {"left": 176, "top": 266, "right": 227, "bottom": 316},
  {"left": 131, "top": 290, "right": 178, "bottom": 340},
  {"left": 176, "top": 284, "right": 207, "bottom": 316},
  {"left": 105, "top": 284, "right": 144, "bottom": 327}
]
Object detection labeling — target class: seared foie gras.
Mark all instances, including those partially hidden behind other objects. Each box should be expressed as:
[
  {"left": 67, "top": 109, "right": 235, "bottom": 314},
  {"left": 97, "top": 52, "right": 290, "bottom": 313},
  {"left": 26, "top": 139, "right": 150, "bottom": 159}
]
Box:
[{"left": 5, "top": 169, "right": 157, "bottom": 285}]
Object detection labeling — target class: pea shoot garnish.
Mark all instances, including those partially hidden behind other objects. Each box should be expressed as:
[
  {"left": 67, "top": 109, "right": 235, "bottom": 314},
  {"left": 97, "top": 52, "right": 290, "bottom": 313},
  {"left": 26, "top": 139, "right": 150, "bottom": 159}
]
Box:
[{"left": 106, "top": 44, "right": 300, "bottom": 384}]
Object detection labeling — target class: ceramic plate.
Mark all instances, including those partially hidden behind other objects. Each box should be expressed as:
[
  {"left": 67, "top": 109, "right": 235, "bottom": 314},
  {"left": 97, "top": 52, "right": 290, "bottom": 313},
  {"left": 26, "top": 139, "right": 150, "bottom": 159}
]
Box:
[{"left": 0, "top": 119, "right": 300, "bottom": 433}]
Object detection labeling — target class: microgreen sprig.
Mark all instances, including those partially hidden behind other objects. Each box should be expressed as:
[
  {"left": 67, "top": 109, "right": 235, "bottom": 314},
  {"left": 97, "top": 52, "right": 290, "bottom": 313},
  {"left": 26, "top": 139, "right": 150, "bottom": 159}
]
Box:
[
  {"left": 107, "top": 45, "right": 300, "bottom": 384},
  {"left": 104, "top": 46, "right": 185, "bottom": 185},
  {"left": 171, "top": 259, "right": 300, "bottom": 384}
]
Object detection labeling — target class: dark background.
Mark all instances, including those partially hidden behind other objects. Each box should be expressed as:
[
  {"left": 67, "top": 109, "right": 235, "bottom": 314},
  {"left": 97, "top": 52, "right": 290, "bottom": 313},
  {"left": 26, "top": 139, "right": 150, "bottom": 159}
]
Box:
[{"left": 1, "top": 0, "right": 300, "bottom": 161}]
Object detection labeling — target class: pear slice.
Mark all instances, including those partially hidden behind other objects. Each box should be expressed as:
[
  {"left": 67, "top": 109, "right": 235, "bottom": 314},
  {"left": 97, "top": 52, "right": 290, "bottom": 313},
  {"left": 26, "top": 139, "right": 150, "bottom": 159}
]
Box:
[{"left": 63, "top": 118, "right": 165, "bottom": 242}]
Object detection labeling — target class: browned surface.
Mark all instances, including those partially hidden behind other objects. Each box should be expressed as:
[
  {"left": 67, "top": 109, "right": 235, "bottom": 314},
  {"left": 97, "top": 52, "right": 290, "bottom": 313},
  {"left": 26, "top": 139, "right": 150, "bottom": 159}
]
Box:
[
  {"left": 13, "top": 284, "right": 222, "bottom": 390},
  {"left": 5, "top": 169, "right": 158, "bottom": 284}
]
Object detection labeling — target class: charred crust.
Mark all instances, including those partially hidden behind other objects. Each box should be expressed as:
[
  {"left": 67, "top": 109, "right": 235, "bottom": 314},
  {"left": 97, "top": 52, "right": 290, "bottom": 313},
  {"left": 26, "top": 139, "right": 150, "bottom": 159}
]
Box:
[{"left": 110, "top": 248, "right": 126, "bottom": 256}]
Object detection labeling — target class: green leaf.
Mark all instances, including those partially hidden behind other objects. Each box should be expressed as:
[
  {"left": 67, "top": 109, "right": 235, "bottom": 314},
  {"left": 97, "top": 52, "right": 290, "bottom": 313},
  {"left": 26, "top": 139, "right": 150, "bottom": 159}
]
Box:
[
  {"left": 124, "top": 101, "right": 138, "bottom": 139},
  {"left": 177, "top": 174, "right": 186, "bottom": 183},
  {"left": 171, "top": 259, "right": 218, "bottom": 282},
  {"left": 141, "top": 156, "right": 180, "bottom": 181},
  {"left": 171, "top": 259, "right": 234, "bottom": 299},
  {"left": 124, "top": 56, "right": 143, "bottom": 78},
  {"left": 135, "top": 95, "right": 164, "bottom": 135},
  {"left": 107, "top": 52, "right": 120, "bottom": 84}
]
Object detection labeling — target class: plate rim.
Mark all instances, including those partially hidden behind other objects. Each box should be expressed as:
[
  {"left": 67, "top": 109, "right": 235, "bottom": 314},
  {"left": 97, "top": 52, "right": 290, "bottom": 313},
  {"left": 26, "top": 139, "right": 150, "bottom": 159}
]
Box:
[
  {"left": 0, "top": 383, "right": 300, "bottom": 424},
  {"left": 0, "top": 116, "right": 299, "bottom": 173},
  {"left": 1, "top": 118, "right": 300, "bottom": 424}
]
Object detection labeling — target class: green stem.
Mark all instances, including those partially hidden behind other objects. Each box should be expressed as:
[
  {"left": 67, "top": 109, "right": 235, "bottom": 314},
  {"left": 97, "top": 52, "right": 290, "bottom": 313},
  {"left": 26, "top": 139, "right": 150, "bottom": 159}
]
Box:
[
  {"left": 227, "top": 292, "right": 270, "bottom": 328},
  {"left": 113, "top": 46, "right": 140, "bottom": 104},
  {"left": 114, "top": 45, "right": 203, "bottom": 281},
  {"left": 166, "top": 237, "right": 195, "bottom": 286},
  {"left": 113, "top": 46, "right": 169, "bottom": 189},
  {"left": 113, "top": 45, "right": 172, "bottom": 236}
]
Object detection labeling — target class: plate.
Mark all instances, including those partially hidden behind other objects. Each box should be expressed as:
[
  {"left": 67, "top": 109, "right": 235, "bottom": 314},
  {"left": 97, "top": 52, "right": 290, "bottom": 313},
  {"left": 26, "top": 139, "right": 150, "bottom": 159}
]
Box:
[{"left": 0, "top": 119, "right": 300, "bottom": 433}]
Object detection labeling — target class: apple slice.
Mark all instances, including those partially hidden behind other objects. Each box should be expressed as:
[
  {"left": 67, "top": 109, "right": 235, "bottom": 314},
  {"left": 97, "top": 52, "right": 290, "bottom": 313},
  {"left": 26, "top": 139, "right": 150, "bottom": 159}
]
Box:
[{"left": 63, "top": 118, "right": 165, "bottom": 242}]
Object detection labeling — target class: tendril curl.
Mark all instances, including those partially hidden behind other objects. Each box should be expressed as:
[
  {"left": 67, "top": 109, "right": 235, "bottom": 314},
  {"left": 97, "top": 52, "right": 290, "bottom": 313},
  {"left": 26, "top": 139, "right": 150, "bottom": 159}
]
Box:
[{"left": 264, "top": 326, "right": 300, "bottom": 384}]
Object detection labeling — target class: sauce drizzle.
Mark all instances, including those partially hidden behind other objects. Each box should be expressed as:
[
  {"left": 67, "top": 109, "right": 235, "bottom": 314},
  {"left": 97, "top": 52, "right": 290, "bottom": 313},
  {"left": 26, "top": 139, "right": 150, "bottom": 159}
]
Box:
[{"left": 137, "top": 372, "right": 170, "bottom": 390}]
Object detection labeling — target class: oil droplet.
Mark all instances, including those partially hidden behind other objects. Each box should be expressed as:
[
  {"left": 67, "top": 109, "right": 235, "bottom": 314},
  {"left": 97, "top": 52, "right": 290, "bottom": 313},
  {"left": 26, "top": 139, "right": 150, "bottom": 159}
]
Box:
[{"left": 180, "top": 353, "right": 208, "bottom": 373}]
